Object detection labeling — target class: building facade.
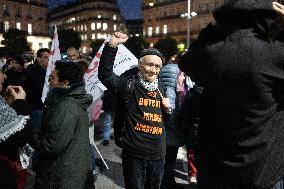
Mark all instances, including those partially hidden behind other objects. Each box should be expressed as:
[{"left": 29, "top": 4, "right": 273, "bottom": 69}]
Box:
[
  {"left": 143, "top": 0, "right": 284, "bottom": 48},
  {"left": 0, "top": 0, "right": 50, "bottom": 53},
  {"left": 125, "top": 19, "right": 144, "bottom": 38},
  {"left": 142, "top": 0, "right": 224, "bottom": 47},
  {"left": 49, "top": 0, "right": 126, "bottom": 54}
]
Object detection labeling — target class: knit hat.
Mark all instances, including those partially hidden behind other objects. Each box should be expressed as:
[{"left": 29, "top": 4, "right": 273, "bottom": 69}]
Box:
[{"left": 140, "top": 48, "right": 163, "bottom": 61}]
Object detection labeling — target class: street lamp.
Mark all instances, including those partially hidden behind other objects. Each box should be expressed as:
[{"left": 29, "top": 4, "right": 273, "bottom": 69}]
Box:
[{"left": 186, "top": 0, "right": 197, "bottom": 49}]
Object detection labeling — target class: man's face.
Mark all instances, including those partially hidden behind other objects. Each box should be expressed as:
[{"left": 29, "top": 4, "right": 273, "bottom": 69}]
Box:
[
  {"left": 38, "top": 51, "right": 50, "bottom": 69},
  {"left": 0, "top": 72, "right": 4, "bottom": 93},
  {"left": 67, "top": 50, "right": 79, "bottom": 61},
  {"left": 138, "top": 55, "right": 162, "bottom": 82}
]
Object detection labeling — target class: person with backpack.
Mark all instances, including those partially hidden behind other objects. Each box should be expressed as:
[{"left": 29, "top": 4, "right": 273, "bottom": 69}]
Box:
[{"left": 98, "top": 32, "right": 171, "bottom": 189}]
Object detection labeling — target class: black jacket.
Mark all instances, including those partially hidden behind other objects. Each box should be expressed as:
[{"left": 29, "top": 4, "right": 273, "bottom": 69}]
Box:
[
  {"left": 179, "top": 1, "right": 284, "bottom": 189},
  {"left": 24, "top": 63, "right": 46, "bottom": 110},
  {"left": 99, "top": 45, "right": 167, "bottom": 160}
]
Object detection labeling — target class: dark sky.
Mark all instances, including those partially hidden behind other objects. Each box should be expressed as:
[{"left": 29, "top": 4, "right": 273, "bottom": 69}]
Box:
[{"left": 47, "top": 0, "right": 142, "bottom": 20}]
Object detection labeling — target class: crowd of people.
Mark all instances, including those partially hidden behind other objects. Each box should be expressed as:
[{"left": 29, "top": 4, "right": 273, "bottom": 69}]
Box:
[{"left": 1, "top": 0, "right": 284, "bottom": 189}]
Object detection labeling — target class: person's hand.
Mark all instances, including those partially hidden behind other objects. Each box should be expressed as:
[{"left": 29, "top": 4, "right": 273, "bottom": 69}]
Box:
[
  {"left": 273, "top": 2, "right": 284, "bottom": 17},
  {"left": 7, "top": 86, "right": 26, "bottom": 100},
  {"left": 161, "top": 97, "right": 172, "bottom": 114},
  {"left": 108, "top": 32, "right": 128, "bottom": 48}
]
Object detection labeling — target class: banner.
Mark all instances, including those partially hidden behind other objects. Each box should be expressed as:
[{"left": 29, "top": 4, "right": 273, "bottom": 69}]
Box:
[
  {"left": 41, "top": 25, "right": 61, "bottom": 102},
  {"left": 84, "top": 35, "right": 138, "bottom": 102}
]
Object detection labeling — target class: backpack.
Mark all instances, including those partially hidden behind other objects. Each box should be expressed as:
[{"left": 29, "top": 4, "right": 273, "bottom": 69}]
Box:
[{"left": 113, "top": 75, "right": 166, "bottom": 148}]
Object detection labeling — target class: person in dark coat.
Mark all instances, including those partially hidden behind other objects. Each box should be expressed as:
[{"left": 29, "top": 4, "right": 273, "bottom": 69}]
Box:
[
  {"left": 179, "top": 1, "right": 284, "bottom": 189},
  {"left": 98, "top": 32, "right": 171, "bottom": 189},
  {"left": 0, "top": 71, "right": 32, "bottom": 189},
  {"left": 32, "top": 61, "right": 94, "bottom": 189},
  {"left": 24, "top": 48, "right": 50, "bottom": 131},
  {"left": 101, "top": 90, "right": 118, "bottom": 146}
]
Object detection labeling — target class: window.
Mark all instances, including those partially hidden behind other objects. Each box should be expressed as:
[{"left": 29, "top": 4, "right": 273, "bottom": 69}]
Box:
[
  {"left": 163, "top": 25, "right": 167, "bottom": 34},
  {"left": 39, "top": 43, "right": 43, "bottom": 48},
  {"left": 3, "top": 5, "right": 10, "bottom": 16},
  {"left": 97, "top": 22, "right": 101, "bottom": 29},
  {"left": 97, "top": 14, "right": 101, "bottom": 19},
  {"left": 91, "top": 23, "right": 96, "bottom": 30},
  {"left": 81, "top": 25, "right": 84, "bottom": 31},
  {"left": 84, "top": 24, "right": 87, "bottom": 31},
  {"left": 148, "top": 27, "right": 153, "bottom": 37},
  {"left": 27, "top": 9, "right": 32, "bottom": 19},
  {"left": 4, "top": 21, "right": 9, "bottom": 31},
  {"left": 82, "top": 47, "right": 87, "bottom": 54},
  {"left": 92, "top": 34, "right": 96, "bottom": 40},
  {"left": 28, "top": 23, "right": 32, "bottom": 34},
  {"left": 16, "top": 22, "right": 21, "bottom": 30},
  {"left": 113, "top": 14, "right": 117, "bottom": 20},
  {"left": 102, "top": 23, "right": 107, "bottom": 30},
  {"left": 155, "top": 26, "right": 160, "bottom": 34},
  {"left": 16, "top": 7, "right": 21, "bottom": 17},
  {"left": 113, "top": 24, "right": 117, "bottom": 31}
]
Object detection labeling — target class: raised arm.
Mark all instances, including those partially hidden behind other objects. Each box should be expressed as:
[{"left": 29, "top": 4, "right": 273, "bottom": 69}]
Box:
[{"left": 98, "top": 32, "right": 130, "bottom": 95}]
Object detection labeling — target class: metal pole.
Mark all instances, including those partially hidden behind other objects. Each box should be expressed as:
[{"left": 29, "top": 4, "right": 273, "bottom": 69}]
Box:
[{"left": 187, "top": 0, "right": 191, "bottom": 49}]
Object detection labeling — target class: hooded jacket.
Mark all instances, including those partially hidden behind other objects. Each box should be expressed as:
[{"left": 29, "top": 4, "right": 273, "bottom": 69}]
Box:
[
  {"left": 179, "top": 1, "right": 284, "bottom": 188},
  {"left": 33, "top": 82, "right": 94, "bottom": 189}
]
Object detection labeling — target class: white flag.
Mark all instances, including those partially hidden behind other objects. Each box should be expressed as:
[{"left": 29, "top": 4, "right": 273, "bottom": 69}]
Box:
[
  {"left": 84, "top": 35, "right": 138, "bottom": 102},
  {"left": 41, "top": 25, "right": 61, "bottom": 102}
]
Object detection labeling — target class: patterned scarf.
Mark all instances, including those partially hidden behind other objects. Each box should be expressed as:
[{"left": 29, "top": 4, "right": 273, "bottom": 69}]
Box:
[
  {"left": 0, "top": 96, "right": 29, "bottom": 142},
  {"left": 137, "top": 71, "right": 158, "bottom": 91}
]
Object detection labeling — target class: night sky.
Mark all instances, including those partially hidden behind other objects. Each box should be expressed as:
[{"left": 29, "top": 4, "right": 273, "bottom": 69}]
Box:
[{"left": 47, "top": 0, "right": 142, "bottom": 20}]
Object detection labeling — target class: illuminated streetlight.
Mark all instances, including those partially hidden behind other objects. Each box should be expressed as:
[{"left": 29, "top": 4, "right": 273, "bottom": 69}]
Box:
[{"left": 186, "top": 0, "right": 197, "bottom": 49}]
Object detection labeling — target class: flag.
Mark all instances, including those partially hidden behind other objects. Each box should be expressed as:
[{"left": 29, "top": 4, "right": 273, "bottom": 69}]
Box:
[
  {"left": 84, "top": 35, "right": 138, "bottom": 102},
  {"left": 41, "top": 25, "right": 61, "bottom": 102}
]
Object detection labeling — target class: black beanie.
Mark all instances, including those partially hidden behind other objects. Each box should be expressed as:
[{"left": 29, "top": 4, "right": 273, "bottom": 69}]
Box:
[{"left": 140, "top": 48, "right": 163, "bottom": 61}]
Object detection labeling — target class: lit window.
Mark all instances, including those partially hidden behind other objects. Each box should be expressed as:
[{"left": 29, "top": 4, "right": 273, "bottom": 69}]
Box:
[
  {"left": 85, "top": 34, "right": 88, "bottom": 40},
  {"left": 73, "top": 27, "right": 76, "bottom": 31},
  {"left": 16, "top": 22, "right": 21, "bottom": 30},
  {"left": 83, "top": 47, "right": 87, "bottom": 53},
  {"left": 92, "top": 34, "right": 96, "bottom": 40},
  {"left": 91, "top": 23, "right": 96, "bottom": 30},
  {"left": 113, "top": 14, "right": 117, "bottom": 20},
  {"left": 81, "top": 25, "right": 84, "bottom": 31},
  {"left": 97, "top": 22, "right": 101, "bottom": 29},
  {"left": 163, "top": 25, "right": 167, "bottom": 34},
  {"left": 98, "top": 15, "right": 101, "bottom": 19},
  {"left": 148, "top": 27, "right": 153, "bottom": 37},
  {"left": 97, "top": 33, "right": 103, "bottom": 39},
  {"left": 84, "top": 24, "right": 87, "bottom": 31},
  {"left": 155, "top": 26, "right": 160, "bottom": 34},
  {"left": 113, "top": 24, "right": 117, "bottom": 31},
  {"left": 71, "top": 17, "right": 75, "bottom": 21},
  {"left": 102, "top": 23, "right": 107, "bottom": 30},
  {"left": 4, "top": 21, "right": 9, "bottom": 31},
  {"left": 28, "top": 24, "right": 32, "bottom": 34},
  {"left": 135, "top": 34, "right": 139, "bottom": 37}
]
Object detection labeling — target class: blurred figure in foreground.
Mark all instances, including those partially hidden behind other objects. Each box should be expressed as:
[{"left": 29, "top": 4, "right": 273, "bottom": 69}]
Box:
[{"left": 179, "top": 1, "right": 284, "bottom": 189}]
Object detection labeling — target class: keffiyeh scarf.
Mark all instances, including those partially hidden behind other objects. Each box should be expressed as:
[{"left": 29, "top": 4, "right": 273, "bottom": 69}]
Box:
[
  {"left": 137, "top": 71, "right": 158, "bottom": 91},
  {"left": 0, "top": 96, "right": 29, "bottom": 142}
]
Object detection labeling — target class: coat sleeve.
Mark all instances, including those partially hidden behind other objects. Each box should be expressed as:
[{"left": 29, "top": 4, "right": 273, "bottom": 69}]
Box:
[
  {"left": 98, "top": 44, "right": 128, "bottom": 97},
  {"left": 35, "top": 101, "right": 79, "bottom": 158}
]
